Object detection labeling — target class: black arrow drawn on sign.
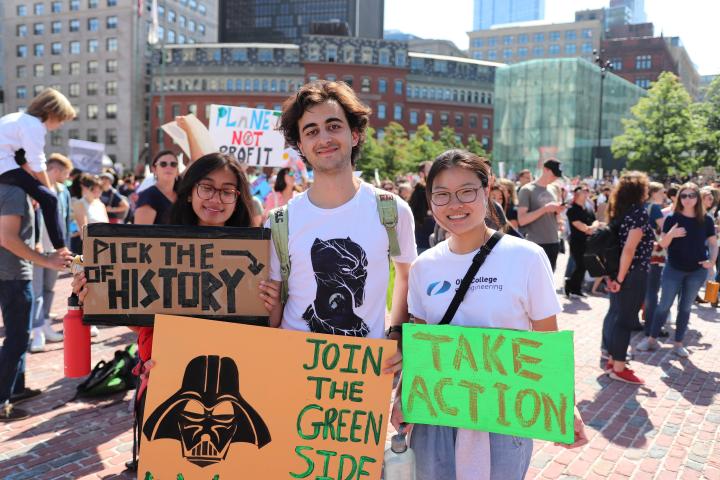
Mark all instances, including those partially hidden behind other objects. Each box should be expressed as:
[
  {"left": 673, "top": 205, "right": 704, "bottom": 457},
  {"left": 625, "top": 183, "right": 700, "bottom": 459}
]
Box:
[{"left": 220, "top": 250, "right": 265, "bottom": 275}]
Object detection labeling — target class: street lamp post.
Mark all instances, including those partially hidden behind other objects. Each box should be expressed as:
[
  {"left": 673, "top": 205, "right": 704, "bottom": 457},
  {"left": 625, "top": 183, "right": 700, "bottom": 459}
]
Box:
[{"left": 593, "top": 50, "right": 613, "bottom": 180}]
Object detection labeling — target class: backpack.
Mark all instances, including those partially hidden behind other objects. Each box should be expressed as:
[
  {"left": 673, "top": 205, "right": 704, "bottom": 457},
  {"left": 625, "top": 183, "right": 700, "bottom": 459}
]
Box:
[
  {"left": 583, "top": 220, "right": 621, "bottom": 278},
  {"left": 269, "top": 188, "right": 401, "bottom": 304},
  {"left": 76, "top": 344, "right": 139, "bottom": 398}
]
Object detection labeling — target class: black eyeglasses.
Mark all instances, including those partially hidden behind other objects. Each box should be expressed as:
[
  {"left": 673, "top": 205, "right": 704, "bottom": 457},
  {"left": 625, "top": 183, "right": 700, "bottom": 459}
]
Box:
[
  {"left": 430, "top": 187, "right": 481, "bottom": 206},
  {"left": 195, "top": 183, "right": 239, "bottom": 204},
  {"left": 157, "top": 161, "right": 178, "bottom": 168},
  {"left": 680, "top": 192, "right": 698, "bottom": 200}
]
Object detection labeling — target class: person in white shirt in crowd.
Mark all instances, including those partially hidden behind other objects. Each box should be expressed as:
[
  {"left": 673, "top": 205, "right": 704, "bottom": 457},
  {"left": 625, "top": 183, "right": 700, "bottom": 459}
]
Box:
[
  {"left": 391, "top": 149, "right": 587, "bottom": 480},
  {"left": 269, "top": 80, "right": 412, "bottom": 371}
]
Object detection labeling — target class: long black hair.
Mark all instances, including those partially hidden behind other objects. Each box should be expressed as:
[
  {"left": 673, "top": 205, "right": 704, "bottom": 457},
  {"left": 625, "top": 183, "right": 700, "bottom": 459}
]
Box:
[
  {"left": 169, "top": 153, "right": 253, "bottom": 227},
  {"left": 274, "top": 167, "right": 291, "bottom": 192}
]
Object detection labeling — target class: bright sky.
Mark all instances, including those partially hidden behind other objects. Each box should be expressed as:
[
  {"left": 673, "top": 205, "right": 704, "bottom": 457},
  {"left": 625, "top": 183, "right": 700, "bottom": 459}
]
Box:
[{"left": 385, "top": 0, "right": 719, "bottom": 75}]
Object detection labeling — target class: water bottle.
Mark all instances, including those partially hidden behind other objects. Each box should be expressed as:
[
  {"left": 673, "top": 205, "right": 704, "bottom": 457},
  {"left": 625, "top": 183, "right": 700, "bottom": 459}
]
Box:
[
  {"left": 63, "top": 293, "right": 90, "bottom": 378},
  {"left": 384, "top": 425, "right": 416, "bottom": 480}
]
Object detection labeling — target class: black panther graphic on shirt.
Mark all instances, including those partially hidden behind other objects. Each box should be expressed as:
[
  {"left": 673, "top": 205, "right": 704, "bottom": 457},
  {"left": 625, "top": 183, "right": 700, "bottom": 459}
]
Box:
[{"left": 302, "top": 237, "right": 370, "bottom": 337}]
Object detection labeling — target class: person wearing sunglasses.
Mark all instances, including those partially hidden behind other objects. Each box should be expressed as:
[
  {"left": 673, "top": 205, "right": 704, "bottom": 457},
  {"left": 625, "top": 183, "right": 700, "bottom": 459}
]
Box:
[
  {"left": 134, "top": 150, "right": 179, "bottom": 225},
  {"left": 637, "top": 182, "right": 718, "bottom": 357}
]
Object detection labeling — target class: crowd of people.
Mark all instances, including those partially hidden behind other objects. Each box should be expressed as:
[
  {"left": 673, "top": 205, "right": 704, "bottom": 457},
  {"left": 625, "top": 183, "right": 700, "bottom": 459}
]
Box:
[{"left": 1, "top": 82, "right": 718, "bottom": 478}]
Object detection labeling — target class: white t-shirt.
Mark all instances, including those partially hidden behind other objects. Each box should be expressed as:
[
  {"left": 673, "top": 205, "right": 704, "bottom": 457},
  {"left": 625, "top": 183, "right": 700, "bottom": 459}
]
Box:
[
  {"left": 0, "top": 112, "right": 47, "bottom": 174},
  {"left": 408, "top": 233, "right": 562, "bottom": 329},
  {"left": 407, "top": 234, "right": 562, "bottom": 478},
  {"left": 268, "top": 181, "right": 417, "bottom": 338}
]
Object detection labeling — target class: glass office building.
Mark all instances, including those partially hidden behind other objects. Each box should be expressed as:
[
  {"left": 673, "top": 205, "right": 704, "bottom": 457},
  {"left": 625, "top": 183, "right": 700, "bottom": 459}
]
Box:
[{"left": 493, "top": 58, "right": 646, "bottom": 176}]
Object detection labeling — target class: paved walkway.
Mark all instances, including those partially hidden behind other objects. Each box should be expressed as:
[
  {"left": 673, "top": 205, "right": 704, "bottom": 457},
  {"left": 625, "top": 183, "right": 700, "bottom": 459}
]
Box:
[{"left": 1, "top": 261, "right": 719, "bottom": 479}]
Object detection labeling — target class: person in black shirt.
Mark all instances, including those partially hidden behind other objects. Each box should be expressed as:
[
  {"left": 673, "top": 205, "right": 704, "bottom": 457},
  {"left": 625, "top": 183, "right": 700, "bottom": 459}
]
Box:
[
  {"left": 564, "top": 185, "right": 599, "bottom": 297},
  {"left": 637, "top": 182, "right": 718, "bottom": 357},
  {"left": 134, "top": 151, "right": 178, "bottom": 225}
]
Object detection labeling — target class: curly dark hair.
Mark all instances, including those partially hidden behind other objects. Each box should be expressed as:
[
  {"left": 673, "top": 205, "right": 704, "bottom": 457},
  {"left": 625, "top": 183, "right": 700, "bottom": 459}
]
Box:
[
  {"left": 608, "top": 171, "right": 649, "bottom": 222},
  {"left": 278, "top": 80, "right": 371, "bottom": 166},
  {"left": 169, "top": 153, "right": 253, "bottom": 227}
]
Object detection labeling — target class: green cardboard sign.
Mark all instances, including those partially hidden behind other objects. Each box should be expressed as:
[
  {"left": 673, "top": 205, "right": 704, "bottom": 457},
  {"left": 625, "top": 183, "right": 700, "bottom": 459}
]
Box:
[{"left": 401, "top": 324, "right": 575, "bottom": 444}]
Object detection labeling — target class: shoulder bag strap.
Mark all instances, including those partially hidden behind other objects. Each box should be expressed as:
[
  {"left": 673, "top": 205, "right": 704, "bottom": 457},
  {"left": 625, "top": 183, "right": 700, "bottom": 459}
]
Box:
[
  {"left": 269, "top": 205, "right": 290, "bottom": 304},
  {"left": 439, "top": 230, "right": 504, "bottom": 325}
]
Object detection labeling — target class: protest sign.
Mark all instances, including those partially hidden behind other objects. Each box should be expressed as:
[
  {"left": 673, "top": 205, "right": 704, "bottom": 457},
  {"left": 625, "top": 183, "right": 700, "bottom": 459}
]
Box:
[
  {"left": 68, "top": 139, "right": 105, "bottom": 174},
  {"left": 401, "top": 323, "right": 575, "bottom": 444},
  {"left": 162, "top": 114, "right": 217, "bottom": 160},
  {"left": 81, "top": 223, "right": 270, "bottom": 326},
  {"left": 139, "top": 315, "right": 396, "bottom": 480},
  {"left": 209, "top": 105, "right": 286, "bottom": 167}
]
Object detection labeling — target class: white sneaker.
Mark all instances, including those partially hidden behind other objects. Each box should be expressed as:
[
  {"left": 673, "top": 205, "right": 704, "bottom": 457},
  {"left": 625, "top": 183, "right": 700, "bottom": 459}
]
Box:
[
  {"left": 42, "top": 322, "right": 64, "bottom": 343},
  {"left": 90, "top": 325, "right": 99, "bottom": 337},
  {"left": 29, "top": 328, "right": 46, "bottom": 353},
  {"left": 672, "top": 345, "right": 689, "bottom": 358},
  {"left": 636, "top": 337, "right": 659, "bottom": 351}
]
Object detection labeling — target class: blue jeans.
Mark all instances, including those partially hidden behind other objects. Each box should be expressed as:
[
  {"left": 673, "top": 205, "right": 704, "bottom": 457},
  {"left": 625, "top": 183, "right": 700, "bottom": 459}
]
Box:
[
  {"left": 643, "top": 263, "right": 663, "bottom": 336},
  {"left": 410, "top": 425, "right": 532, "bottom": 480},
  {"left": 31, "top": 264, "right": 59, "bottom": 329},
  {"left": 607, "top": 268, "right": 647, "bottom": 361},
  {"left": 650, "top": 264, "right": 707, "bottom": 342},
  {"left": 601, "top": 289, "right": 619, "bottom": 352},
  {"left": 0, "top": 280, "right": 33, "bottom": 403}
]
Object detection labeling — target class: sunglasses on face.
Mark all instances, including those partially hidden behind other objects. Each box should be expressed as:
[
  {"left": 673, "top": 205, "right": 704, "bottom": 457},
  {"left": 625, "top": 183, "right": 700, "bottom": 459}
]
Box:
[
  {"left": 680, "top": 192, "right": 698, "bottom": 199},
  {"left": 156, "top": 161, "right": 178, "bottom": 168}
]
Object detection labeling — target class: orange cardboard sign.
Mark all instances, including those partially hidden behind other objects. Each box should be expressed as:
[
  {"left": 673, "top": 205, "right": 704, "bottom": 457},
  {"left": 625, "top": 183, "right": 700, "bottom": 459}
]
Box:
[
  {"left": 138, "top": 315, "right": 397, "bottom": 480},
  {"left": 82, "top": 223, "right": 270, "bottom": 327}
]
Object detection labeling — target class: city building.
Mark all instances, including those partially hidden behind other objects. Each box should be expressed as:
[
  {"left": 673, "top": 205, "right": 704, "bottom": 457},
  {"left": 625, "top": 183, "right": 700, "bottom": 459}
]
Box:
[
  {"left": 149, "top": 36, "right": 499, "bottom": 158},
  {"left": 219, "top": 0, "right": 384, "bottom": 44},
  {"left": 407, "top": 39, "right": 467, "bottom": 58},
  {"left": 1, "top": 0, "right": 217, "bottom": 166},
  {"left": 468, "top": 19, "right": 602, "bottom": 64},
  {"left": 493, "top": 57, "right": 646, "bottom": 176},
  {"left": 601, "top": 27, "right": 701, "bottom": 99},
  {"left": 609, "top": 0, "right": 646, "bottom": 24},
  {"left": 473, "top": 0, "right": 545, "bottom": 31}
]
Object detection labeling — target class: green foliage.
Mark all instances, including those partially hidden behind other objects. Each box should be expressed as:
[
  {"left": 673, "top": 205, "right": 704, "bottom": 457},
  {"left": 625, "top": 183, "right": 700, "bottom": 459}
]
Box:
[
  {"left": 691, "top": 76, "right": 720, "bottom": 168},
  {"left": 357, "top": 123, "right": 487, "bottom": 180},
  {"left": 612, "top": 72, "right": 696, "bottom": 175}
]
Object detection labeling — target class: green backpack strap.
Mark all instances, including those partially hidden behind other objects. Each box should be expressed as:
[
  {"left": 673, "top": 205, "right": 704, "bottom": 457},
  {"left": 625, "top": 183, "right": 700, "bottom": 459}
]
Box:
[
  {"left": 374, "top": 188, "right": 401, "bottom": 258},
  {"left": 269, "top": 205, "right": 290, "bottom": 304}
]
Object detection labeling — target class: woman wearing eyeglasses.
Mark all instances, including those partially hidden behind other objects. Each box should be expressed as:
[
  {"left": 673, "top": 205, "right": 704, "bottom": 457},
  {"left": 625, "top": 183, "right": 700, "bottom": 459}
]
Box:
[
  {"left": 392, "top": 150, "right": 587, "bottom": 480},
  {"left": 73, "top": 153, "right": 281, "bottom": 469},
  {"left": 133, "top": 150, "right": 179, "bottom": 225},
  {"left": 637, "top": 182, "right": 718, "bottom": 357}
]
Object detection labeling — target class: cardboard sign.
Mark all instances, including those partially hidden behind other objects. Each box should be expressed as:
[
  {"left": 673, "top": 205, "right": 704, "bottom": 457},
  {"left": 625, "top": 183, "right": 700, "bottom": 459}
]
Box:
[
  {"left": 139, "top": 315, "right": 396, "bottom": 480},
  {"left": 401, "top": 324, "right": 575, "bottom": 444},
  {"left": 68, "top": 139, "right": 105, "bottom": 174},
  {"left": 209, "top": 105, "right": 286, "bottom": 167},
  {"left": 81, "top": 224, "right": 270, "bottom": 327}
]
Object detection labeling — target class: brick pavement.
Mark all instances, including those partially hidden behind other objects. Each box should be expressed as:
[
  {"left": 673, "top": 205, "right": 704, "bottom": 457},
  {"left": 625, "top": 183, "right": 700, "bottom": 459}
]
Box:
[{"left": 1, "top": 260, "right": 719, "bottom": 479}]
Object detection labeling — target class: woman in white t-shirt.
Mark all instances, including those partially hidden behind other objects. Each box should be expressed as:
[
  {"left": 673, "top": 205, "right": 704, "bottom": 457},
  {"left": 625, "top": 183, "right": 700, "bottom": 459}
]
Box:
[{"left": 392, "top": 150, "right": 588, "bottom": 480}]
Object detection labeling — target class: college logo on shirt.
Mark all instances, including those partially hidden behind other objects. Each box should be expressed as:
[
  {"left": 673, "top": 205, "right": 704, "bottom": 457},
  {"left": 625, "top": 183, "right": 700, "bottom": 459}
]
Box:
[{"left": 426, "top": 280, "right": 452, "bottom": 296}]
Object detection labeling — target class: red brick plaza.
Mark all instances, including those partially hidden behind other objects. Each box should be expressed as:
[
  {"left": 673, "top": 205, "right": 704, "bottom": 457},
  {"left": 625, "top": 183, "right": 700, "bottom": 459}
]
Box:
[{"left": 1, "top": 264, "right": 719, "bottom": 479}]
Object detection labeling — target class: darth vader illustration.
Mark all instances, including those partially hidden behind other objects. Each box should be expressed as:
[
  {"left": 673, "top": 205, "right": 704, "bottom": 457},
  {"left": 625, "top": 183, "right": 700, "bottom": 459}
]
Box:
[
  {"left": 143, "top": 355, "right": 271, "bottom": 467},
  {"left": 302, "top": 237, "right": 370, "bottom": 337}
]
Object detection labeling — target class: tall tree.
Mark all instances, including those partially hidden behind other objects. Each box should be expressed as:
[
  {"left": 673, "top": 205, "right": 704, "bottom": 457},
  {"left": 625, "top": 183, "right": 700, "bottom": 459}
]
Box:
[
  {"left": 407, "top": 124, "right": 444, "bottom": 167},
  {"left": 691, "top": 76, "right": 720, "bottom": 168},
  {"left": 612, "top": 72, "right": 696, "bottom": 175},
  {"left": 358, "top": 126, "right": 385, "bottom": 179},
  {"left": 466, "top": 134, "right": 488, "bottom": 158},
  {"left": 379, "top": 122, "right": 411, "bottom": 177}
]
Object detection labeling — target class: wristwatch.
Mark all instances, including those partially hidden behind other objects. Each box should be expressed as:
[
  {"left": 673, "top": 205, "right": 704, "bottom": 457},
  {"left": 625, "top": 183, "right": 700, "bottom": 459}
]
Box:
[{"left": 386, "top": 325, "right": 403, "bottom": 338}]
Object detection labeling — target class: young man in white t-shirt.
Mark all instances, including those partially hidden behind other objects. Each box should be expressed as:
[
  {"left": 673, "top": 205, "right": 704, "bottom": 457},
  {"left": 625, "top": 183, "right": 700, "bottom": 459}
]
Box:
[{"left": 268, "top": 81, "right": 416, "bottom": 366}]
